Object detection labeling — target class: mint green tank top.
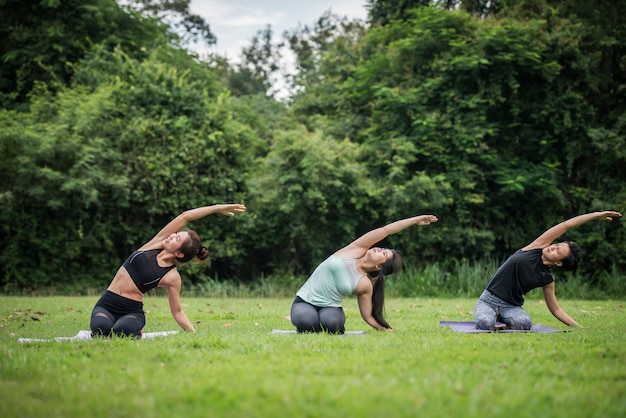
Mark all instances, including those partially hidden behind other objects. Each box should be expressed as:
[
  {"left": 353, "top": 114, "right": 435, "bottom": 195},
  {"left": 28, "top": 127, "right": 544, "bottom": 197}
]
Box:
[{"left": 296, "top": 255, "right": 365, "bottom": 307}]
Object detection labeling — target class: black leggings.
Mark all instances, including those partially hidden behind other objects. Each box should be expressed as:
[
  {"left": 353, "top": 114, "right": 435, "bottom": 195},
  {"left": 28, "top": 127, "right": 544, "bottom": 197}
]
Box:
[
  {"left": 90, "top": 291, "right": 146, "bottom": 338},
  {"left": 290, "top": 296, "right": 346, "bottom": 334}
]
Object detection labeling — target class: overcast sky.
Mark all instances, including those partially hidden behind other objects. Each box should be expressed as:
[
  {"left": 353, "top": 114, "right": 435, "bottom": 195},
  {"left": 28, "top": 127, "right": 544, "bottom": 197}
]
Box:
[{"left": 189, "top": 0, "right": 369, "bottom": 61}]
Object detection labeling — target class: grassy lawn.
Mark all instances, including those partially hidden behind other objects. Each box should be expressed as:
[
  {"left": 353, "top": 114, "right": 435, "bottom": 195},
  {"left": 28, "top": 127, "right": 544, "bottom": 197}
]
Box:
[{"left": 1, "top": 295, "right": 624, "bottom": 418}]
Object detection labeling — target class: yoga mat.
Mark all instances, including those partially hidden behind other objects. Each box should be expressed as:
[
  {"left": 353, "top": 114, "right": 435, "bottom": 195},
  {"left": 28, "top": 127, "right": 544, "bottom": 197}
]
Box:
[
  {"left": 439, "top": 321, "right": 568, "bottom": 333},
  {"left": 271, "top": 329, "right": 367, "bottom": 336},
  {"left": 18, "top": 330, "right": 178, "bottom": 343}
]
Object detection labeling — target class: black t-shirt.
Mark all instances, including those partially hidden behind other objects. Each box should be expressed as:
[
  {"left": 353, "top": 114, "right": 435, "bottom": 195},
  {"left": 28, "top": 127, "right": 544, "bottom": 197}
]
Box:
[{"left": 485, "top": 249, "right": 554, "bottom": 306}]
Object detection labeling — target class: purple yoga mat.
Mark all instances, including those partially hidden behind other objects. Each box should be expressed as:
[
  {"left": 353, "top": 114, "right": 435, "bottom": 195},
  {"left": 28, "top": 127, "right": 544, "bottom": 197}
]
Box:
[{"left": 439, "top": 321, "right": 568, "bottom": 333}]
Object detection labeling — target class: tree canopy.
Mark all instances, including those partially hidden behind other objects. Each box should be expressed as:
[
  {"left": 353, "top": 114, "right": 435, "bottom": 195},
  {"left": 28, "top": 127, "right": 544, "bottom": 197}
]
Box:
[{"left": 0, "top": 0, "right": 624, "bottom": 291}]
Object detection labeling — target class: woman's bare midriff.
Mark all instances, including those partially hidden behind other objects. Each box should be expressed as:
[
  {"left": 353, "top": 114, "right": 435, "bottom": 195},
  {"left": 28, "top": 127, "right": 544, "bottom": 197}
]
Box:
[{"left": 106, "top": 267, "right": 144, "bottom": 302}]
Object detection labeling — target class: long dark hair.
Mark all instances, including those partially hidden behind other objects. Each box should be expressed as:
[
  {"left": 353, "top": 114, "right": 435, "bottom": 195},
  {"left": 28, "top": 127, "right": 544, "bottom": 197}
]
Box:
[
  {"left": 370, "top": 249, "right": 402, "bottom": 329},
  {"left": 177, "top": 230, "right": 209, "bottom": 263}
]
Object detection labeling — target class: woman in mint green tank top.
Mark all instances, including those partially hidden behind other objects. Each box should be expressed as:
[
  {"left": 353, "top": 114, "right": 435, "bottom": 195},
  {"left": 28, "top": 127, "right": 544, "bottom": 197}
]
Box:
[{"left": 291, "top": 214, "right": 439, "bottom": 333}]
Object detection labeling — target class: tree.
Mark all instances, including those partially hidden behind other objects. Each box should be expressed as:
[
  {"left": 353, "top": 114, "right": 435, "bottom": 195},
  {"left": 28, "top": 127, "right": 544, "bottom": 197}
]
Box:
[
  {"left": 286, "top": 10, "right": 367, "bottom": 137},
  {"left": 366, "top": 0, "right": 431, "bottom": 25},
  {"left": 0, "top": 46, "right": 262, "bottom": 289},
  {"left": 226, "top": 25, "right": 285, "bottom": 97},
  {"left": 290, "top": 4, "right": 626, "bottom": 273},
  {"left": 244, "top": 126, "right": 379, "bottom": 278},
  {"left": 0, "top": 0, "right": 169, "bottom": 105},
  {"left": 123, "top": 0, "right": 216, "bottom": 47}
]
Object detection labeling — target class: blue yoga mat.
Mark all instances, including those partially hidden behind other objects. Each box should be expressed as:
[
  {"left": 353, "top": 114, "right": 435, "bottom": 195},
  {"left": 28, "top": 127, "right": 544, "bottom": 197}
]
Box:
[{"left": 439, "top": 321, "right": 569, "bottom": 333}]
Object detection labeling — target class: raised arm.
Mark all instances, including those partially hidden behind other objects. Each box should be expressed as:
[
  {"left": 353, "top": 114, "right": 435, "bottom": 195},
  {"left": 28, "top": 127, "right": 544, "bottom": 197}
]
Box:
[
  {"left": 141, "top": 204, "right": 246, "bottom": 249},
  {"left": 336, "top": 215, "right": 438, "bottom": 258},
  {"left": 523, "top": 211, "right": 622, "bottom": 250}
]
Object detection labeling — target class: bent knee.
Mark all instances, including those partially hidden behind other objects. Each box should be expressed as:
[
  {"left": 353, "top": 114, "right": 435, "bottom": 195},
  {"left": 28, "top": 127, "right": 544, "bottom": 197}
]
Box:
[
  {"left": 292, "top": 318, "right": 321, "bottom": 333},
  {"left": 475, "top": 318, "right": 494, "bottom": 330},
  {"left": 510, "top": 318, "right": 532, "bottom": 330},
  {"left": 90, "top": 324, "right": 112, "bottom": 337}
]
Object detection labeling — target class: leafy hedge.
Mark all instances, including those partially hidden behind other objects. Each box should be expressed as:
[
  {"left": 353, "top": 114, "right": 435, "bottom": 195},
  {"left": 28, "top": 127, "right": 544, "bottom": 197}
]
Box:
[{"left": 1, "top": 1, "right": 624, "bottom": 291}]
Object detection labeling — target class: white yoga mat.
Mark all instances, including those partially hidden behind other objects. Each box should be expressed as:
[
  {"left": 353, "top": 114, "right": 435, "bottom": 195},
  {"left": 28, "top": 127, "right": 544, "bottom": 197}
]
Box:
[
  {"left": 18, "top": 330, "right": 178, "bottom": 343},
  {"left": 271, "top": 329, "right": 367, "bottom": 336}
]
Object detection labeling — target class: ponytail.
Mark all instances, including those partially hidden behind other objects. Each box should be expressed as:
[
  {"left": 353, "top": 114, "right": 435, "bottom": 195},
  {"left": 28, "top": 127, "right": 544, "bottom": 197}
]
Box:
[
  {"left": 371, "top": 274, "right": 390, "bottom": 328},
  {"left": 370, "top": 249, "right": 402, "bottom": 330}
]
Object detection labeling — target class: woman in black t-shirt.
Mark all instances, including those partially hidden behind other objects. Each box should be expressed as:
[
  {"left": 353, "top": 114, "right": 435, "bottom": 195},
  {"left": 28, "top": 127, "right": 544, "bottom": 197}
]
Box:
[{"left": 474, "top": 210, "right": 621, "bottom": 330}]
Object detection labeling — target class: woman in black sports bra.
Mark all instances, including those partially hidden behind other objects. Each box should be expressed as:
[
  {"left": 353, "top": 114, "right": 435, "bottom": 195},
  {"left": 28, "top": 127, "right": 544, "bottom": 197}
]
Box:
[{"left": 90, "top": 203, "right": 246, "bottom": 338}]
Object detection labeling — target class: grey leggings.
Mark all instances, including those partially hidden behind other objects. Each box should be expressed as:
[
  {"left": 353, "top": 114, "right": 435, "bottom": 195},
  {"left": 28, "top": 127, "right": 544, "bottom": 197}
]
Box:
[
  {"left": 290, "top": 296, "right": 345, "bottom": 334},
  {"left": 474, "top": 290, "right": 532, "bottom": 330}
]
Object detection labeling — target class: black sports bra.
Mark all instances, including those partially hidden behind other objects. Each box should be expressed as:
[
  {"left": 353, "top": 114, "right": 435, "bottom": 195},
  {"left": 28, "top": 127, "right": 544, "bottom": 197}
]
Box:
[{"left": 122, "top": 249, "right": 175, "bottom": 294}]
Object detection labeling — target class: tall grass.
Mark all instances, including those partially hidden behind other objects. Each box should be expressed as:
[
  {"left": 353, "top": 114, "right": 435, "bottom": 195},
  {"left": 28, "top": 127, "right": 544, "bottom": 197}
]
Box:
[
  {"left": 187, "top": 274, "right": 302, "bottom": 298},
  {"left": 181, "top": 260, "right": 492, "bottom": 299},
  {"left": 387, "top": 259, "right": 626, "bottom": 300},
  {"left": 183, "top": 259, "right": 626, "bottom": 300},
  {"left": 386, "top": 259, "right": 503, "bottom": 298},
  {"left": 3, "top": 260, "right": 624, "bottom": 300}
]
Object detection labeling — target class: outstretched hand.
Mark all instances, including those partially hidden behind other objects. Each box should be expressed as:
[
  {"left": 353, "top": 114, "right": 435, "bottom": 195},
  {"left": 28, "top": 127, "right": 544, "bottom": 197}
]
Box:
[
  {"left": 415, "top": 215, "right": 438, "bottom": 225},
  {"left": 597, "top": 211, "right": 622, "bottom": 221},
  {"left": 217, "top": 204, "right": 247, "bottom": 217}
]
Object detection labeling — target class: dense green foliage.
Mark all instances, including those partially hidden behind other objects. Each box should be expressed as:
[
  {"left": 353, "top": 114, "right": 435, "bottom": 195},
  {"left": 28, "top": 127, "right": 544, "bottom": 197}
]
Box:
[
  {"left": 0, "top": 45, "right": 260, "bottom": 290},
  {"left": 0, "top": 0, "right": 624, "bottom": 292},
  {"left": 285, "top": 0, "right": 626, "bottom": 277},
  {"left": 0, "top": 0, "right": 171, "bottom": 105}
]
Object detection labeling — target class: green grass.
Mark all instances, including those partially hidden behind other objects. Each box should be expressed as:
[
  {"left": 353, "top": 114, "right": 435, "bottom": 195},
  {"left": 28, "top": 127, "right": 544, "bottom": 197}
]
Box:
[{"left": 1, "top": 295, "right": 625, "bottom": 418}]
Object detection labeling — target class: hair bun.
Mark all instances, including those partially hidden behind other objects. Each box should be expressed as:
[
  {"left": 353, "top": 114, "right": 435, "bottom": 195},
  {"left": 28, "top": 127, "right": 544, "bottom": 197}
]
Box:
[{"left": 197, "top": 246, "right": 209, "bottom": 261}]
